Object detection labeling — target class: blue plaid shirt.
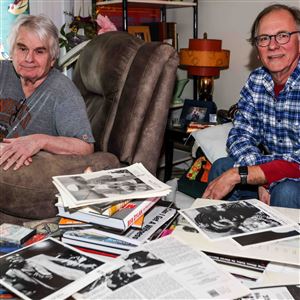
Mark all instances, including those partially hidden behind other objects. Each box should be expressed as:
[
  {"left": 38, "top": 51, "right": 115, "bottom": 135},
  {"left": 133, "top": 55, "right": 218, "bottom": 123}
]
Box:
[{"left": 227, "top": 60, "right": 300, "bottom": 167}]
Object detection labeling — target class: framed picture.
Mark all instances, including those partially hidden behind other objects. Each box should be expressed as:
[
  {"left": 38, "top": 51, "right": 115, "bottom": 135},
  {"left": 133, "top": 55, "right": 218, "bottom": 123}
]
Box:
[
  {"left": 128, "top": 26, "right": 151, "bottom": 42},
  {"left": 180, "top": 99, "right": 208, "bottom": 126}
]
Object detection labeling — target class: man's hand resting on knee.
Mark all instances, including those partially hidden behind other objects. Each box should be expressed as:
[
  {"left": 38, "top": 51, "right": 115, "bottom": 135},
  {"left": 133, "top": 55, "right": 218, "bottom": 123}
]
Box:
[{"left": 203, "top": 165, "right": 267, "bottom": 200}]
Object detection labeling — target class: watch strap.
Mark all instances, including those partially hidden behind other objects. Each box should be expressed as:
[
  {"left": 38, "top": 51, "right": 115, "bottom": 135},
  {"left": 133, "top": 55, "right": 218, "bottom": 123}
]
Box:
[{"left": 238, "top": 166, "right": 248, "bottom": 185}]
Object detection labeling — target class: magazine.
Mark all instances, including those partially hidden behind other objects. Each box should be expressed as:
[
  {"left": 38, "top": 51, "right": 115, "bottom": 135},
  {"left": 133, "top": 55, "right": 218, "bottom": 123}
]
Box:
[
  {"left": 53, "top": 163, "right": 171, "bottom": 208},
  {"left": 179, "top": 199, "right": 296, "bottom": 241},
  {"left": 71, "top": 235, "right": 251, "bottom": 300},
  {"left": 0, "top": 238, "right": 105, "bottom": 300}
]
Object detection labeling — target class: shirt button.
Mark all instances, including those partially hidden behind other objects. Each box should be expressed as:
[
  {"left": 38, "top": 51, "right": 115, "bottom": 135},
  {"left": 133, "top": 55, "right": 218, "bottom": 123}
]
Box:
[
  {"left": 279, "top": 139, "right": 283, "bottom": 143},
  {"left": 277, "top": 119, "right": 281, "bottom": 123}
]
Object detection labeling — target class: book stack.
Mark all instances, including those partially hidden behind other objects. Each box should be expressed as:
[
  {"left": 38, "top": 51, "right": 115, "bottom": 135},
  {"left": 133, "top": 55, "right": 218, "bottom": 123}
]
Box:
[
  {"left": 61, "top": 204, "right": 177, "bottom": 256},
  {"left": 53, "top": 163, "right": 176, "bottom": 256}
]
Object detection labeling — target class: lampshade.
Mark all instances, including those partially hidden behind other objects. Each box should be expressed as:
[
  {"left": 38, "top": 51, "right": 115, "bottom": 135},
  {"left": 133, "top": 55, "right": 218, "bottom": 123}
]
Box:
[{"left": 179, "top": 33, "right": 230, "bottom": 77}]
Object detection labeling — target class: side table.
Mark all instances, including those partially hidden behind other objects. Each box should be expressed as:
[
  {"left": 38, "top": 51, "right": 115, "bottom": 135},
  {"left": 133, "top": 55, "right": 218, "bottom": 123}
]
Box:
[{"left": 164, "top": 125, "right": 194, "bottom": 182}]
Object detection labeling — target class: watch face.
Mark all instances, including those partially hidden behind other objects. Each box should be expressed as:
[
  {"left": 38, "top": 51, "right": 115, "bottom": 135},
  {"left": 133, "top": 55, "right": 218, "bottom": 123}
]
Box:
[{"left": 239, "top": 166, "right": 248, "bottom": 176}]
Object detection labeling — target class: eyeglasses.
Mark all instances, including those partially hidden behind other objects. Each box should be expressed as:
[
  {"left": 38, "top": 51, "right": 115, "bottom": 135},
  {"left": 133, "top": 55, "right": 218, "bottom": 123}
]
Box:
[
  {"left": 254, "top": 31, "right": 300, "bottom": 47},
  {"left": 9, "top": 98, "right": 27, "bottom": 126}
]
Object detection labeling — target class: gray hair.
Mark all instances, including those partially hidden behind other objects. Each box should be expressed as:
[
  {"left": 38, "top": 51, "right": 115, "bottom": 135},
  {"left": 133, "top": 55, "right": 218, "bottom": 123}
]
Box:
[
  {"left": 248, "top": 4, "right": 300, "bottom": 46},
  {"left": 8, "top": 14, "right": 60, "bottom": 60}
]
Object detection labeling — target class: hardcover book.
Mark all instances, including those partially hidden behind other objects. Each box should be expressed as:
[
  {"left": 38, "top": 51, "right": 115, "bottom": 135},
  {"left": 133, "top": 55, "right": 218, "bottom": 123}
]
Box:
[{"left": 0, "top": 223, "right": 36, "bottom": 245}]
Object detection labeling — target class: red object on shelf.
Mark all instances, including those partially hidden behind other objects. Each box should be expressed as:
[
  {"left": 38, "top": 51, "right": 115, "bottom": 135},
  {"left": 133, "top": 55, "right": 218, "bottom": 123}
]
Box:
[{"left": 96, "top": 6, "right": 161, "bottom": 30}]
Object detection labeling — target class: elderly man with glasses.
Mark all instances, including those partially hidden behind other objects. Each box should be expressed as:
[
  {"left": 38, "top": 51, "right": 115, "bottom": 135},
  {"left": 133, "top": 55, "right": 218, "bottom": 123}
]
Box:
[{"left": 203, "top": 4, "right": 300, "bottom": 208}]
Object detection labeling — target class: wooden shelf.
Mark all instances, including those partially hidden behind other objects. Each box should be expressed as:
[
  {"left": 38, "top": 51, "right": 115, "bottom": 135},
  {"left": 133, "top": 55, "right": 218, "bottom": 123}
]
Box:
[{"left": 96, "top": 0, "right": 196, "bottom": 8}]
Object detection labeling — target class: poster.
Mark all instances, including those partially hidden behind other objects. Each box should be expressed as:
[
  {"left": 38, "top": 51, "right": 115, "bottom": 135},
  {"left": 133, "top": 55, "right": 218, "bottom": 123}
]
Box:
[{"left": 0, "top": 0, "right": 29, "bottom": 59}]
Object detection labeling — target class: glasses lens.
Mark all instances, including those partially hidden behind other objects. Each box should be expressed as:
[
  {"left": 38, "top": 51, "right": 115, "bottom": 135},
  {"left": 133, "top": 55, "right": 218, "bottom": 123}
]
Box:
[
  {"left": 276, "top": 32, "right": 290, "bottom": 44},
  {"left": 256, "top": 35, "right": 270, "bottom": 47}
]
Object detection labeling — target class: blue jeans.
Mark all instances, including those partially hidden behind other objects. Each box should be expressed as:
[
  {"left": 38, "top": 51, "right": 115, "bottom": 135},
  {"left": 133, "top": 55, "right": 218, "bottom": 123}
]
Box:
[
  {"left": 270, "top": 179, "right": 300, "bottom": 208},
  {"left": 208, "top": 157, "right": 300, "bottom": 208}
]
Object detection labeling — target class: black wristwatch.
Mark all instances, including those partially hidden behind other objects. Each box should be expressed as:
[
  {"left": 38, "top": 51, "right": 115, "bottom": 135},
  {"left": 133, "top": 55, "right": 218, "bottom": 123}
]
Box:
[{"left": 238, "top": 166, "right": 248, "bottom": 185}]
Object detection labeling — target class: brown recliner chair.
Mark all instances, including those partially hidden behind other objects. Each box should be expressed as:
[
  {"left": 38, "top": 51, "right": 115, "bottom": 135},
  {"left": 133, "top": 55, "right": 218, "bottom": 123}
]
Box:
[{"left": 0, "top": 31, "right": 179, "bottom": 225}]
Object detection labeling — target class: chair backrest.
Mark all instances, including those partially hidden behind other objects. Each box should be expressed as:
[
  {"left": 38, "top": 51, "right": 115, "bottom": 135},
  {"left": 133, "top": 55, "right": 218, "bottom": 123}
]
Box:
[{"left": 73, "top": 31, "right": 179, "bottom": 173}]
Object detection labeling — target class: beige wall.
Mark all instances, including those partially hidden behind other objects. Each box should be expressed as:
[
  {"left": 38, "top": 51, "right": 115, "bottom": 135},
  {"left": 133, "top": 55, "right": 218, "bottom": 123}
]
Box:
[
  {"left": 29, "top": 0, "right": 92, "bottom": 29},
  {"left": 168, "top": 0, "right": 300, "bottom": 110}
]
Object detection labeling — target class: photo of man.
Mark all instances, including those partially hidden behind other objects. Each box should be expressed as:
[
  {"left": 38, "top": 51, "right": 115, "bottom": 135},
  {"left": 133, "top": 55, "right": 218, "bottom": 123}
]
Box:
[
  {"left": 0, "top": 239, "right": 103, "bottom": 300},
  {"left": 181, "top": 201, "right": 284, "bottom": 240}
]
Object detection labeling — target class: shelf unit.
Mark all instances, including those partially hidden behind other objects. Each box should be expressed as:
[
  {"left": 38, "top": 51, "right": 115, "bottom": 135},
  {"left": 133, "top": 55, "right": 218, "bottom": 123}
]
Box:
[{"left": 96, "top": 0, "right": 198, "bottom": 38}]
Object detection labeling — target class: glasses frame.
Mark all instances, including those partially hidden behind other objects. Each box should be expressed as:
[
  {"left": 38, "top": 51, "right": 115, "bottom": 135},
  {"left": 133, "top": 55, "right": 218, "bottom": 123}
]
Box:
[{"left": 254, "top": 30, "right": 300, "bottom": 47}]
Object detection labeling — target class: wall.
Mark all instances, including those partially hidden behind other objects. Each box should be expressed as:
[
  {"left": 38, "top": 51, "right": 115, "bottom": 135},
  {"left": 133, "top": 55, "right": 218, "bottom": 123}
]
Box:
[
  {"left": 29, "top": 0, "right": 92, "bottom": 29},
  {"left": 29, "top": 0, "right": 68, "bottom": 28},
  {"left": 167, "top": 0, "right": 300, "bottom": 110}
]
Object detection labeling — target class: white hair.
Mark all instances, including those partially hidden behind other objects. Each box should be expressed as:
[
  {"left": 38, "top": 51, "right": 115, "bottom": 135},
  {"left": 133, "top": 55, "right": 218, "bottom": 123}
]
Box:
[{"left": 8, "top": 14, "right": 60, "bottom": 60}]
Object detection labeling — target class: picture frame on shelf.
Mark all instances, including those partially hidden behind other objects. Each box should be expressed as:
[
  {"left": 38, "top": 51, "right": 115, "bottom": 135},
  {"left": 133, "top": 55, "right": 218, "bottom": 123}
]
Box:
[
  {"left": 128, "top": 26, "right": 151, "bottom": 42},
  {"left": 179, "top": 99, "right": 208, "bottom": 127}
]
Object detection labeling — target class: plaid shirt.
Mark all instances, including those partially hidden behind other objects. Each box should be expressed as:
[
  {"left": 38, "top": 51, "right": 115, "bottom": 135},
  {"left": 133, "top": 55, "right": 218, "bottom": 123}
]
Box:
[{"left": 227, "top": 60, "right": 300, "bottom": 167}]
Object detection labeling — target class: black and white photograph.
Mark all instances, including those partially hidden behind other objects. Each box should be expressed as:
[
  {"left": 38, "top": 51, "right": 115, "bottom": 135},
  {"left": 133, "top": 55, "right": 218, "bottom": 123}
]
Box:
[
  {"left": 105, "top": 265, "right": 141, "bottom": 291},
  {"left": 124, "top": 250, "right": 164, "bottom": 270},
  {"left": 0, "top": 238, "right": 103, "bottom": 300},
  {"left": 57, "top": 169, "right": 152, "bottom": 201},
  {"left": 53, "top": 163, "right": 171, "bottom": 208},
  {"left": 73, "top": 272, "right": 107, "bottom": 296},
  {"left": 179, "top": 200, "right": 290, "bottom": 240}
]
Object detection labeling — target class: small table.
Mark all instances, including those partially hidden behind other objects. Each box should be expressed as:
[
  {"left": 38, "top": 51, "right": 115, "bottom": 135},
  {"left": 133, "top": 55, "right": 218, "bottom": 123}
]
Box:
[{"left": 164, "top": 125, "right": 194, "bottom": 182}]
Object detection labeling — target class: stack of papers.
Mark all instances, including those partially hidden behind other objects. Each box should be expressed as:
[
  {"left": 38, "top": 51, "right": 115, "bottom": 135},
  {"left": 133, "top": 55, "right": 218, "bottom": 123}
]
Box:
[{"left": 53, "top": 163, "right": 171, "bottom": 209}]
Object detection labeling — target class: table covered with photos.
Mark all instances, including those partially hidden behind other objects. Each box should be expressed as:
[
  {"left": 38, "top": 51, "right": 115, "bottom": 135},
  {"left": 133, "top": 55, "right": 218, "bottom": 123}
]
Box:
[{"left": 0, "top": 175, "right": 299, "bottom": 300}]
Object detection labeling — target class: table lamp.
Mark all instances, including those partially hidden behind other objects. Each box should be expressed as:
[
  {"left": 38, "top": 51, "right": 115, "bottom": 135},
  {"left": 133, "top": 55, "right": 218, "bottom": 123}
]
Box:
[{"left": 179, "top": 33, "right": 230, "bottom": 101}]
